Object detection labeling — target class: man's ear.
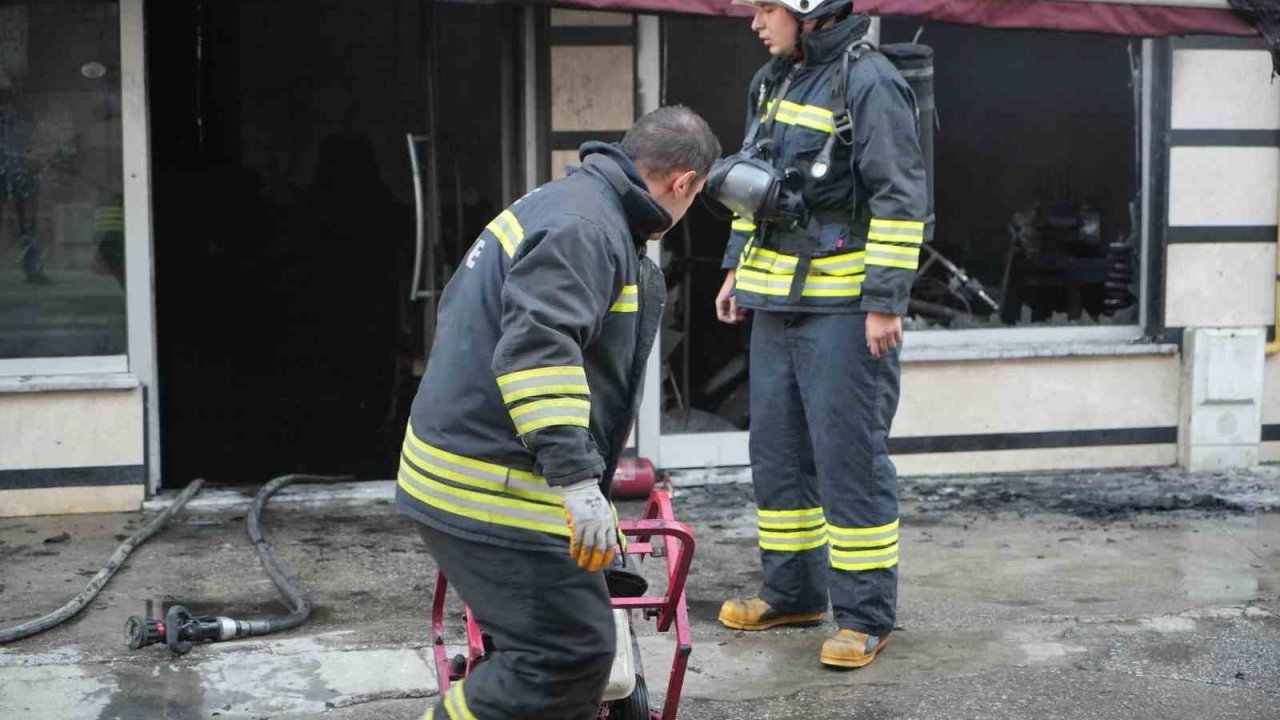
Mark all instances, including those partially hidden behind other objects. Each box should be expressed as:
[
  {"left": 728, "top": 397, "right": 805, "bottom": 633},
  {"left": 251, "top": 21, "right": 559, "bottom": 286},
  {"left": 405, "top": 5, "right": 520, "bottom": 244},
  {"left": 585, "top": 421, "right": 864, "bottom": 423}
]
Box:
[{"left": 674, "top": 169, "right": 698, "bottom": 197}]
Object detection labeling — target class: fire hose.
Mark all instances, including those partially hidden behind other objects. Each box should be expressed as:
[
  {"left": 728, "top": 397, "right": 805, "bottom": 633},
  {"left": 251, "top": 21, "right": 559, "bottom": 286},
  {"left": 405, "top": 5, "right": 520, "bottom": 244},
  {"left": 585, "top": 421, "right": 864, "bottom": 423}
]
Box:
[
  {"left": 127, "top": 473, "right": 352, "bottom": 654},
  {"left": 0, "top": 479, "right": 205, "bottom": 645}
]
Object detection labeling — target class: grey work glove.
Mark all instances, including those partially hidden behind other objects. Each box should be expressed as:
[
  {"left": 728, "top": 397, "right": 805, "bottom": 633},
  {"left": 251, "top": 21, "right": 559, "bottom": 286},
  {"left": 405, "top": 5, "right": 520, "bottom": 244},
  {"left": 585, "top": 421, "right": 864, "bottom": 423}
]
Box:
[{"left": 558, "top": 478, "right": 618, "bottom": 572}]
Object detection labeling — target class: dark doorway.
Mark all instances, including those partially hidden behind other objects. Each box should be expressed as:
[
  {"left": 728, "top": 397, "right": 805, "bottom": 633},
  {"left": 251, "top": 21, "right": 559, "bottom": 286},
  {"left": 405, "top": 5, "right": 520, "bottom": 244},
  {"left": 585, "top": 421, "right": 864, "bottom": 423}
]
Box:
[{"left": 147, "top": 0, "right": 515, "bottom": 486}]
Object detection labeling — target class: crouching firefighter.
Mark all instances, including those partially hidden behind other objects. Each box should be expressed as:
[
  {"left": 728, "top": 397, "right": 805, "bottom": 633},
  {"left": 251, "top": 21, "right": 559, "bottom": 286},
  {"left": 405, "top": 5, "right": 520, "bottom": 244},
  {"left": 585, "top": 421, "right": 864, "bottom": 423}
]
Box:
[
  {"left": 397, "top": 106, "right": 719, "bottom": 720},
  {"left": 706, "top": 0, "right": 928, "bottom": 669}
]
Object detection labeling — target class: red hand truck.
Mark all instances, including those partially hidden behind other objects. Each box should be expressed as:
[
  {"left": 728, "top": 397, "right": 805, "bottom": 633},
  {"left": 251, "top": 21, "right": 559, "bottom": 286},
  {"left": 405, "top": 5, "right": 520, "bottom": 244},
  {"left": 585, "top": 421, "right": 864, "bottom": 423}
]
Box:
[{"left": 431, "top": 488, "right": 696, "bottom": 720}]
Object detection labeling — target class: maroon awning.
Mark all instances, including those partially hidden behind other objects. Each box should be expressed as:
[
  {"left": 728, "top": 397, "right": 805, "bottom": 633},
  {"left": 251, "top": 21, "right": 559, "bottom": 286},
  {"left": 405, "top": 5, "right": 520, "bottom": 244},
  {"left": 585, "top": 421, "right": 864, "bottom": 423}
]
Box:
[
  {"left": 509, "top": 0, "right": 1256, "bottom": 37},
  {"left": 859, "top": 0, "right": 1254, "bottom": 36},
  {"left": 531, "top": 0, "right": 751, "bottom": 15}
]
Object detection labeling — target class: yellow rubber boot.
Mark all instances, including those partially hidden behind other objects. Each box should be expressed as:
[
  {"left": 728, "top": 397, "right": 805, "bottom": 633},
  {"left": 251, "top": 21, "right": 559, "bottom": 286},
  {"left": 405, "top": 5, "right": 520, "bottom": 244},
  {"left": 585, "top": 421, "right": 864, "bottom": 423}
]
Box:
[
  {"left": 819, "top": 629, "right": 892, "bottom": 669},
  {"left": 718, "top": 597, "right": 824, "bottom": 631}
]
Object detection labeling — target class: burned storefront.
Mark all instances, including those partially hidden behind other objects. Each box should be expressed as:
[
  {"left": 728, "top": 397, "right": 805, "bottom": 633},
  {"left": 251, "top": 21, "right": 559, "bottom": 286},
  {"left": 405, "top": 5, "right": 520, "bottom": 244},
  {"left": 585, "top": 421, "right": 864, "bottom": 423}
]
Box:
[
  {"left": 0, "top": 0, "right": 1277, "bottom": 516},
  {"left": 646, "top": 1, "right": 1279, "bottom": 477}
]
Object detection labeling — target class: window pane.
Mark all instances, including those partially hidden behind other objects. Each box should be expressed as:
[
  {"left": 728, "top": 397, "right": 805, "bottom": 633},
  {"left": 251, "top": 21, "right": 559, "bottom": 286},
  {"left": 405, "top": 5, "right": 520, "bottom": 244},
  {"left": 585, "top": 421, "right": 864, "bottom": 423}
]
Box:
[
  {"left": 876, "top": 20, "right": 1142, "bottom": 331},
  {"left": 0, "top": 1, "right": 125, "bottom": 360}
]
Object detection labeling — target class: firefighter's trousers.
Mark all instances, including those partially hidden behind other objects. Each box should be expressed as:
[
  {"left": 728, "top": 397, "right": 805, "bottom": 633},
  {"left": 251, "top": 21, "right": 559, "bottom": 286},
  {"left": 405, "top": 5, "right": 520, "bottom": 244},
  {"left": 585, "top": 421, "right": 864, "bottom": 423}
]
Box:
[
  {"left": 749, "top": 310, "right": 901, "bottom": 635},
  {"left": 417, "top": 525, "right": 616, "bottom": 720}
]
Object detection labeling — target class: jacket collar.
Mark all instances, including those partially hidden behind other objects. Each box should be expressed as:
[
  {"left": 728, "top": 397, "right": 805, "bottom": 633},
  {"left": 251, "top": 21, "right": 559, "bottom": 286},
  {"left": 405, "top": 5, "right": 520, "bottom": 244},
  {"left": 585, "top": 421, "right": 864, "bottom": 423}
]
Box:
[
  {"left": 800, "top": 13, "right": 871, "bottom": 65},
  {"left": 575, "top": 142, "right": 673, "bottom": 244}
]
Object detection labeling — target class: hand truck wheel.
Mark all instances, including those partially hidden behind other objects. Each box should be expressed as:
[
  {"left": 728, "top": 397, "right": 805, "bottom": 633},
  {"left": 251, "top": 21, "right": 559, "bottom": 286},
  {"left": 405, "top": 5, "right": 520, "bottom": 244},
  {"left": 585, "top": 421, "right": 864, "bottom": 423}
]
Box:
[{"left": 609, "top": 674, "right": 650, "bottom": 720}]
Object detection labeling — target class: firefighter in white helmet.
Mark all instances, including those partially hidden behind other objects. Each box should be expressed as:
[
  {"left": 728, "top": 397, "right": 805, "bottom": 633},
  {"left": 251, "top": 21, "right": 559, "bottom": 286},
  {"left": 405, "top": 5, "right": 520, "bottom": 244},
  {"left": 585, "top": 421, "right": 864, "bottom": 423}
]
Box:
[{"left": 712, "top": 0, "right": 928, "bottom": 669}]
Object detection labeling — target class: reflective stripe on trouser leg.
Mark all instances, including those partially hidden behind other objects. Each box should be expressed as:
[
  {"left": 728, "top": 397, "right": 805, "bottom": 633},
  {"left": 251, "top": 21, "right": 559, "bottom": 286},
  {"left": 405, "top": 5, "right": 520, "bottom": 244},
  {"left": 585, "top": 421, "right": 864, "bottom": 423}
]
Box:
[
  {"left": 749, "top": 311, "right": 829, "bottom": 615},
  {"left": 789, "top": 312, "right": 901, "bottom": 635},
  {"left": 422, "top": 683, "right": 468, "bottom": 720},
  {"left": 443, "top": 679, "right": 479, "bottom": 720},
  {"left": 416, "top": 525, "right": 615, "bottom": 720}
]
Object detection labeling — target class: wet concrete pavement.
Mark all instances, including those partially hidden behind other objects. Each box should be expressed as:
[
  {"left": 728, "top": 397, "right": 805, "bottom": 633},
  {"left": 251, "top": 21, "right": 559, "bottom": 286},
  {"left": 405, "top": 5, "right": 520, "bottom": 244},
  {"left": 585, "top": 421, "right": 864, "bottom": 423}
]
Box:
[{"left": 2, "top": 467, "right": 1278, "bottom": 719}]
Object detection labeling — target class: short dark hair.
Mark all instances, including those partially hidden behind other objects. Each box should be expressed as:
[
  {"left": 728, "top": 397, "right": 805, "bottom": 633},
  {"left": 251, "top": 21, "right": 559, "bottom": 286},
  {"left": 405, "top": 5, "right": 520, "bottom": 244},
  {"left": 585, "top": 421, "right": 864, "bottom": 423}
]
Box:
[{"left": 621, "top": 105, "right": 721, "bottom": 179}]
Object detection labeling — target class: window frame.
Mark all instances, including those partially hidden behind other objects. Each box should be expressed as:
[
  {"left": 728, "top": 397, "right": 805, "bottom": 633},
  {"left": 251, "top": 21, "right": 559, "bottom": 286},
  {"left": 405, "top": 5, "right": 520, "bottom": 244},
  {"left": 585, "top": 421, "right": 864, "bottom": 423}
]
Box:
[
  {"left": 0, "top": 0, "right": 154, "bottom": 384},
  {"left": 0, "top": 0, "right": 159, "bottom": 490},
  {"left": 637, "top": 32, "right": 1167, "bottom": 468},
  {"left": 897, "top": 38, "right": 1155, "bottom": 351}
]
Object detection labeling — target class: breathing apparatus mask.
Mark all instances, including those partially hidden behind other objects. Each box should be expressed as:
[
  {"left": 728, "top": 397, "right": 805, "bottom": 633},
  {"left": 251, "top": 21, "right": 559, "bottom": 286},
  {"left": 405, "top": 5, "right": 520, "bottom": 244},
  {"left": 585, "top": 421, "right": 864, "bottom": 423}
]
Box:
[
  {"left": 707, "top": 0, "right": 863, "bottom": 232},
  {"left": 704, "top": 139, "right": 810, "bottom": 231}
]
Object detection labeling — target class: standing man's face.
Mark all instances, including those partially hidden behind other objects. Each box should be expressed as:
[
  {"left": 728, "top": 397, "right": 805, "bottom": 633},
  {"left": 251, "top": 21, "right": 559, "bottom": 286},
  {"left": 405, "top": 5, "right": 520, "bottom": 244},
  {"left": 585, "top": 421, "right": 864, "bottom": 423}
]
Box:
[{"left": 751, "top": 4, "right": 799, "bottom": 57}]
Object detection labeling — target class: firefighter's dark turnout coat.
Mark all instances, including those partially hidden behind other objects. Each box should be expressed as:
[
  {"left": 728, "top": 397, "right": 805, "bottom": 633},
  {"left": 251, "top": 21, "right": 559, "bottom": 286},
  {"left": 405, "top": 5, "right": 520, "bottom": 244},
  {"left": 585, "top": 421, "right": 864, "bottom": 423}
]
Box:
[
  {"left": 723, "top": 13, "right": 928, "bottom": 317},
  {"left": 726, "top": 13, "right": 928, "bottom": 637},
  {"left": 397, "top": 142, "right": 669, "bottom": 553}
]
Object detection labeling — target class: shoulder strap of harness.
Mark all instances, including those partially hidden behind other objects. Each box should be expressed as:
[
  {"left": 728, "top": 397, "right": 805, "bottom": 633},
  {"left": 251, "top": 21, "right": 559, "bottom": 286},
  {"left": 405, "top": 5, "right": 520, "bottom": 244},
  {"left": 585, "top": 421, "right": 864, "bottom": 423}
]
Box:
[{"left": 831, "top": 38, "right": 877, "bottom": 145}]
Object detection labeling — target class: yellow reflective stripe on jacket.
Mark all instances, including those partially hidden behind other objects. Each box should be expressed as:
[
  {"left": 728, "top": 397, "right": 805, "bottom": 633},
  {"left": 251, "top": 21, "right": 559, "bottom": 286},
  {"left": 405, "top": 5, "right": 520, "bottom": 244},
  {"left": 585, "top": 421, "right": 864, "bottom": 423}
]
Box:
[
  {"left": 813, "top": 252, "right": 867, "bottom": 275},
  {"left": 867, "top": 231, "right": 924, "bottom": 244},
  {"left": 399, "top": 459, "right": 570, "bottom": 537},
  {"left": 509, "top": 397, "right": 590, "bottom": 434},
  {"left": 870, "top": 218, "right": 925, "bottom": 232},
  {"left": 865, "top": 243, "right": 920, "bottom": 270},
  {"left": 736, "top": 268, "right": 863, "bottom": 298},
  {"left": 486, "top": 209, "right": 525, "bottom": 258},
  {"left": 610, "top": 284, "right": 639, "bottom": 312},
  {"left": 496, "top": 365, "right": 590, "bottom": 403},
  {"left": 830, "top": 543, "right": 899, "bottom": 571},
  {"left": 764, "top": 99, "right": 835, "bottom": 134},
  {"left": 866, "top": 218, "right": 925, "bottom": 272},
  {"left": 731, "top": 218, "right": 757, "bottom": 234},
  {"left": 408, "top": 429, "right": 546, "bottom": 485},
  {"left": 444, "top": 679, "right": 479, "bottom": 720},
  {"left": 867, "top": 243, "right": 921, "bottom": 259},
  {"left": 422, "top": 708, "right": 433, "bottom": 720},
  {"left": 403, "top": 430, "right": 560, "bottom": 505},
  {"left": 740, "top": 246, "right": 797, "bottom": 273},
  {"left": 740, "top": 245, "right": 866, "bottom": 277},
  {"left": 868, "top": 218, "right": 925, "bottom": 245}
]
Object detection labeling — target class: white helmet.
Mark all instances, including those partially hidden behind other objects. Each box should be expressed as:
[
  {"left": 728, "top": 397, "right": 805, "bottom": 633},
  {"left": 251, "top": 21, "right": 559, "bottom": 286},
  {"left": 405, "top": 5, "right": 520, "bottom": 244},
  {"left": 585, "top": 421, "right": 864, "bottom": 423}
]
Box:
[{"left": 733, "top": 0, "right": 851, "bottom": 21}]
